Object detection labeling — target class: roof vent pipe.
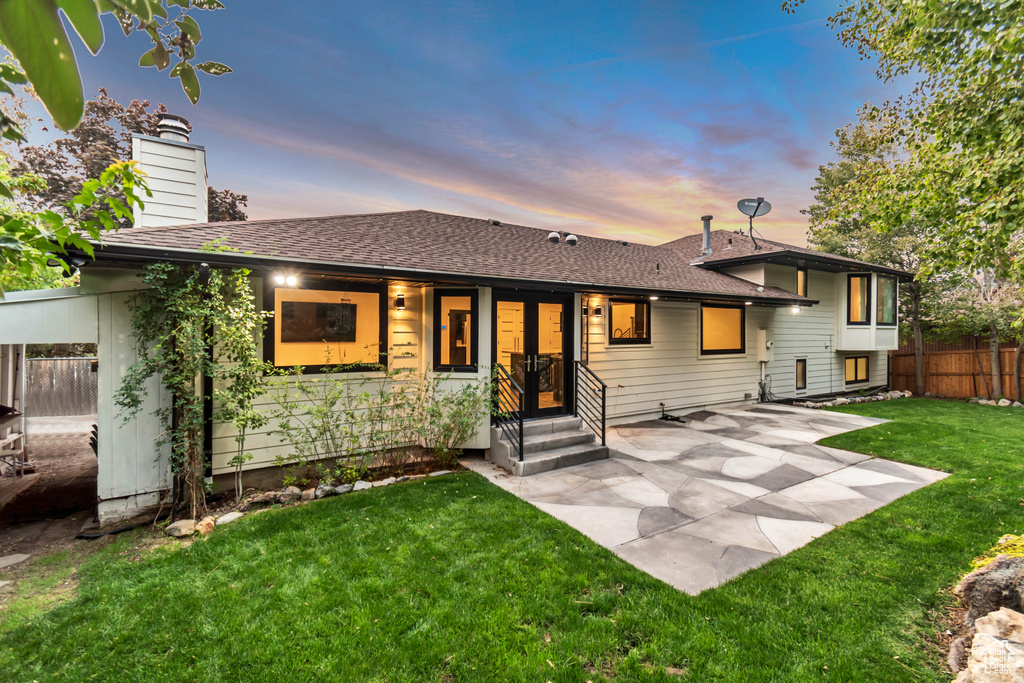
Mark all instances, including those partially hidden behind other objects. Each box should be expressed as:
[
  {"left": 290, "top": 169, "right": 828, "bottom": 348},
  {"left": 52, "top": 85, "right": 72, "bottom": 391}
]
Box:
[
  {"left": 157, "top": 114, "right": 191, "bottom": 143},
  {"left": 701, "top": 215, "right": 714, "bottom": 256}
]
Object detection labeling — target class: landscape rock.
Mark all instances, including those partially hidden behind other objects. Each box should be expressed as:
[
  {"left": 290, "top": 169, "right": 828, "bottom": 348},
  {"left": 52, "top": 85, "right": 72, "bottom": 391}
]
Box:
[
  {"left": 970, "top": 398, "right": 982, "bottom": 404},
  {"left": 925, "top": 392, "right": 934, "bottom": 397},
  {"left": 239, "top": 491, "right": 280, "bottom": 511},
  {"left": 954, "top": 632, "right": 1024, "bottom": 682},
  {"left": 217, "top": 511, "right": 244, "bottom": 525},
  {"left": 372, "top": 477, "right": 396, "bottom": 488},
  {"left": 315, "top": 484, "right": 337, "bottom": 499},
  {"left": 352, "top": 480, "right": 372, "bottom": 491},
  {"left": 950, "top": 636, "right": 969, "bottom": 672},
  {"left": 301, "top": 488, "right": 316, "bottom": 501},
  {"left": 998, "top": 399, "right": 1013, "bottom": 407},
  {"left": 334, "top": 484, "right": 353, "bottom": 494},
  {"left": 428, "top": 470, "right": 452, "bottom": 477},
  {"left": 976, "top": 608, "right": 1024, "bottom": 643},
  {"left": 279, "top": 486, "right": 302, "bottom": 502},
  {"left": 165, "top": 520, "right": 196, "bottom": 537},
  {"left": 835, "top": 397, "right": 850, "bottom": 405},
  {"left": 1014, "top": 402, "right": 1023, "bottom": 408},
  {"left": 903, "top": 390, "right": 913, "bottom": 397},
  {"left": 955, "top": 555, "right": 1024, "bottom": 627},
  {"left": 981, "top": 400, "right": 999, "bottom": 406},
  {"left": 195, "top": 516, "right": 216, "bottom": 536},
  {"left": 395, "top": 475, "right": 410, "bottom": 483}
]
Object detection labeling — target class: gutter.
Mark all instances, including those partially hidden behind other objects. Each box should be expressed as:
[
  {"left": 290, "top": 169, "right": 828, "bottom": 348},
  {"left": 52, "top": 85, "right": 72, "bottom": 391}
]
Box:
[
  {"left": 75, "top": 241, "right": 817, "bottom": 308},
  {"left": 693, "top": 250, "right": 914, "bottom": 281}
]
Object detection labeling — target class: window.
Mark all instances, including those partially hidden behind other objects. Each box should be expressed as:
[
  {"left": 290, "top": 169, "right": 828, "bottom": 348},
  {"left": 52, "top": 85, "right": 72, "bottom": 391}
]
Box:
[
  {"left": 845, "top": 356, "right": 869, "bottom": 384},
  {"left": 795, "top": 358, "right": 807, "bottom": 391},
  {"left": 796, "top": 268, "right": 807, "bottom": 297},
  {"left": 701, "top": 304, "right": 745, "bottom": 355},
  {"left": 609, "top": 300, "right": 650, "bottom": 345},
  {"left": 433, "top": 289, "right": 478, "bottom": 371},
  {"left": 268, "top": 283, "right": 385, "bottom": 370},
  {"left": 847, "top": 274, "right": 871, "bottom": 325},
  {"left": 876, "top": 276, "right": 897, "bottom": 326}
]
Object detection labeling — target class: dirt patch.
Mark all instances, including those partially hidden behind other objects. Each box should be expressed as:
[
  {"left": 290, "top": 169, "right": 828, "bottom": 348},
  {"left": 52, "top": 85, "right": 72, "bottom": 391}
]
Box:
[{"left": 925, "top": 588, "right": 973, "bottom": 673}]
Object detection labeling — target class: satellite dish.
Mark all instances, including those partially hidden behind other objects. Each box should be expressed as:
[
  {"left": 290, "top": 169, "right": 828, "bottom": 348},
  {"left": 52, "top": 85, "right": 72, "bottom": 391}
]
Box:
[{"left": 737, "top": 197, "right": 771, "bottom": 218}]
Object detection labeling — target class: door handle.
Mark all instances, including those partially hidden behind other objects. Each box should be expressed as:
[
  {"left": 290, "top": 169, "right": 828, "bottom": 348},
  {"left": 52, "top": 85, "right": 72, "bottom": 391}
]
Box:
[{"left": 524, "top": 356, "right": 531, "bottom": 372}]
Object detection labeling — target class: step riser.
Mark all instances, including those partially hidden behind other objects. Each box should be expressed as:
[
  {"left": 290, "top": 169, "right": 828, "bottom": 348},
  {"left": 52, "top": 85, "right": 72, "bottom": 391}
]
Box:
[
  {"left": 521, "top": 416, "right": 582, "bottom": 438},
  {"left": 518, "top": 446, "right": 610, "bottom": 476},
  {"left": 523, "top": 431, "right": 594, "bottom": 454}
]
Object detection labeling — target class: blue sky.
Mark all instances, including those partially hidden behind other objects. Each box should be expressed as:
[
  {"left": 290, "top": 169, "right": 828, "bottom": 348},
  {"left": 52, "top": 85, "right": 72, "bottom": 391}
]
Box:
[{"left": 43, "top": 1, "right": 908, "bottom": 245}]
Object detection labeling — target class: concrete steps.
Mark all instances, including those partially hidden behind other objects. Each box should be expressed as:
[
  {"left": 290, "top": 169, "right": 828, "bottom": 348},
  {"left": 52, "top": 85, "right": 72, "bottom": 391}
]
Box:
[{"left": 489, "top": 416, "right": 608, "bottom": 476}]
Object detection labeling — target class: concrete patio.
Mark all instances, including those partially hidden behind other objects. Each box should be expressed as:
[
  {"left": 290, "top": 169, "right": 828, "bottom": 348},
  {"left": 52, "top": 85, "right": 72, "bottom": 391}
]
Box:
[{"left": 466, "top": 403, "right": 948, "bottom": 594}]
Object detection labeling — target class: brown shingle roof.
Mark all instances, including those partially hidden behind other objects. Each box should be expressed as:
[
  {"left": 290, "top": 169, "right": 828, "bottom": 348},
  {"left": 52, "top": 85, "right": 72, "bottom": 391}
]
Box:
[
  {"left": 98, "top": 210, "right": 810, "bottom": 302},
  {"left": 661, "top": 229, "right": 908, "bottom": 275}
]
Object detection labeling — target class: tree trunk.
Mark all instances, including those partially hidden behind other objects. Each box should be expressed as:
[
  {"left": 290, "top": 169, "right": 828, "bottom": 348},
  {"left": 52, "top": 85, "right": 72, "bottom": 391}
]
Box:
[
  {"left": 989, "top": 322, "right": 1003, "bottom": 399},
  {"left": 974, "top": 337, "right": 991, "bottom": 399},
  {"left": 910, "top": 282, "right": 925, "bottom": 395},
  {"left": 1015, "top": 340, "right": 1023, "bottom": 402}
]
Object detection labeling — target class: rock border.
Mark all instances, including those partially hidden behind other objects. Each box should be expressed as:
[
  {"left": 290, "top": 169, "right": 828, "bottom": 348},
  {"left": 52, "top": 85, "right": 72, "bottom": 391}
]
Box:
[
  {"left": 164, "top": 471, "right": 455, "bottom": 538},
  {"left": 795, "top": 389, "right": 912, "bottom": 409}
]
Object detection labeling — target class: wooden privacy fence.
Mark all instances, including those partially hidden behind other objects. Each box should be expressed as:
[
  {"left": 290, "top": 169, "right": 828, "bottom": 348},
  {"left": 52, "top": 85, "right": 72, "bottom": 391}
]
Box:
[
  {"left": 889, "top": 349, "right": 1024, "bottom": 400},
  {"left": 26, "top": 358, "right": 98, "bottom": 416}
]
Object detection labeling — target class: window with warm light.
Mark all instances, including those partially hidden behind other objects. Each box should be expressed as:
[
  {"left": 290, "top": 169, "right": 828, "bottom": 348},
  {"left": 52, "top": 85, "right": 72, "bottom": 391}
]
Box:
[
  {"left": 795, "top": 358, "right": 807, "bottom": 390},
  {"left": 847, "top": 274, "right": 871, "bottom": 325},
  {"left": 608, "top": 300, "right": 650, "bottom": 345},
  {"left": 700, "top": 304, "right": 745, "bottom": 355},
  {"left": 796, "top": 268, "right": 807, "bottom": 297},
  {"left": 433, "top": 289, "right": 478, "bottom": 371},
  {"left": 268, "top": 283, "right": 385, "bottom": 370},
  {"left": 845, "top": 356, "right": 869, "bottom": 384},
  {"left": 876, "top": 276, "right": 897, "bottom": 326}
]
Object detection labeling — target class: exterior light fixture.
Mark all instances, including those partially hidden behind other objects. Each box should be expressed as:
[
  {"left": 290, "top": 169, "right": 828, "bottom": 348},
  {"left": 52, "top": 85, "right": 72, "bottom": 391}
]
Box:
[
  {"left": 792, "top": 305, "right": 801, "bottom": 314},
  {"left": 274, "top": 274, "right": 285, "bottom": 285},
  {"left": 395, "top": 293, "right": 406, "bottom": 311},
  {"left": 593, "top": 304, "right": 603, "bottom": 319},
  {"left": 649, "top": 296, "right": 659, "bottom": 301},
  {"left": 744, "top": 301, "right": 753, "bottom": 306},
  {"left": 285, "top": 275, "right": 297, "bottom": 286}
]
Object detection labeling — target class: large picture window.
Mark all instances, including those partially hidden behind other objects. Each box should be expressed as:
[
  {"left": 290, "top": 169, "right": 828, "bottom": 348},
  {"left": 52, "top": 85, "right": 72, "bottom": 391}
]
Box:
[
  {"left": 876, "top": 276, "right": 897, "bottom": 326},
  {"left": 701, "top": 304, "right": 745, "bottom": 355},
  {"left": 847, "top": 274, "right": 871, "bottom": 325},
  {"left": 609, "top": 300, "right": 651, "bottom": 345},
  {"left": 433, "top": 289, "right": 479, "bottom": 371},
  {"left": 268, "top": 283, "right": 385, "bottom": 370},
  {"left": 845, "top": 356, "right": 869, "bottom": 384}
]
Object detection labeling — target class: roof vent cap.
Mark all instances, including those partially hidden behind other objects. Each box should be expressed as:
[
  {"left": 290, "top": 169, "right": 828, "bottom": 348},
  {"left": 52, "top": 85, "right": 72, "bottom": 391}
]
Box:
[
  {"left": 489, "top": 218, "right": 501, "bottom": 226},
  {"left": 547, "top": 231, "right": 560, "bottom": 243},
  {"left": 756, "top": 286, "right": 765, "bottom": 292},
  {"left": 565, "top": 234, "right": 578, "bottom": 246},
  {"left": 619, "top": 240, "right": 630, "bottom": 246},
  {"left": 157, "top": 114, "right": 191, "bottom": 143}
]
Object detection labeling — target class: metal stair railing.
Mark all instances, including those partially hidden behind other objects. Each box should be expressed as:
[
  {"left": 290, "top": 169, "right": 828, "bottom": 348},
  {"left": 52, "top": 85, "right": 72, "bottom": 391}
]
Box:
[
  {"left": 573, "top": 361, "right": 606, "bottom": 446},
  {"left": 493, "top": 363, "right": 525, "bottom": 461}
]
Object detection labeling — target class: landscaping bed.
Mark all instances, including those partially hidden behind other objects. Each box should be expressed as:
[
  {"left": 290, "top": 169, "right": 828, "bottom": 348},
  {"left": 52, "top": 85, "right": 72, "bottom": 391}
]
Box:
[{"left": 0, "top": 399, "right": 1020, "bottom": 681}]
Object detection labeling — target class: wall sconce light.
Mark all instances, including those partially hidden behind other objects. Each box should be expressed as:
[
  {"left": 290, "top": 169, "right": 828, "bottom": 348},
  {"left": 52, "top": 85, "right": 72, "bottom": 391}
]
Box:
[
  {"left": 593, "top": 304, "right": 603, "bottom": 319},
  {"left": 395, "top": 293, "right": 406, "bottom": 311},
  {"left": 792, "top": 305, "right": 801, "bottom": 314},
  {"left": 274, "top": 274, "right": 297, "bottom": 286},
  {"left": 649, "top": 296, "right": 659, "bottom": 301},
  {"left": 744, "top": 301, "right": 753, "bottom": 306}
]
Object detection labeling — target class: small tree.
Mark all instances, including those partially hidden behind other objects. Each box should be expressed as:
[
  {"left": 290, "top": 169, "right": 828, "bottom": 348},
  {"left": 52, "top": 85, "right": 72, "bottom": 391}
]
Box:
[{"left": 116, "top": 257, "right": 269, "bottom": 519}]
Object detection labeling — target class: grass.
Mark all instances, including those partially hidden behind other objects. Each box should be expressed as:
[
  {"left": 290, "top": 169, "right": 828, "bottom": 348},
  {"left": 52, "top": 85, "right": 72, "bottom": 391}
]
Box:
[{"left": 1, "top": 399, "right": 1021, "bottom": 681}]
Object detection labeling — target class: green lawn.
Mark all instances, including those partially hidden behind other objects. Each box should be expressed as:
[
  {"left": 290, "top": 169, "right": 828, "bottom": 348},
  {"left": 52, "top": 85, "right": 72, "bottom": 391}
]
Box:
[{"left": 1, "top": 399, "right": 1021, "bottom": 682}]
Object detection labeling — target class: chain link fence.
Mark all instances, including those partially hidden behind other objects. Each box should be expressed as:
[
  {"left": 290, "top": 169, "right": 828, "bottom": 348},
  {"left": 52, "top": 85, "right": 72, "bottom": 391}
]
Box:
[{"left": 26, "top": 358, "right": 98, "bottom": 417}]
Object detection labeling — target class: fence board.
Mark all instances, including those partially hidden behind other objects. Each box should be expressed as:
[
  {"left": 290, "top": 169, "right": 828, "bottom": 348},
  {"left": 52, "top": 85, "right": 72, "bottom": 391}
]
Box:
[
  {"left": 26, "top": 358, "right": 98, "bottom": 416},
  {"left": 889, "top": 349, "right": 1023, "bottom": 400}
]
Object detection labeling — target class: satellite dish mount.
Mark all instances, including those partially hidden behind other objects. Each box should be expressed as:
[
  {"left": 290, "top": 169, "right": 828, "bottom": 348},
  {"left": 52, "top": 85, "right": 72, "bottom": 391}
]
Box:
[{"left": 737, "top": 197, "right": 771, "bottom": 251}]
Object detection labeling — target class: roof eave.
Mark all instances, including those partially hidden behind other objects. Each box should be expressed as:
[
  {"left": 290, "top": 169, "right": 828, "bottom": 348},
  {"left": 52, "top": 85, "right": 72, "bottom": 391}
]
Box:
[{"left": 694, "top": 250, "right": 914, "bottom": 281}]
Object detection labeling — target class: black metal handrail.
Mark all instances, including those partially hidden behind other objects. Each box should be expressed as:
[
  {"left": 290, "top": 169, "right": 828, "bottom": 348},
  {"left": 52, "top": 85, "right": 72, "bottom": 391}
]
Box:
[
  {"left": 573, "top": 361, "right": 606, "bottom": 446},
  {"left": 493, "top": 363, "right": 525, "bottom": 461}
]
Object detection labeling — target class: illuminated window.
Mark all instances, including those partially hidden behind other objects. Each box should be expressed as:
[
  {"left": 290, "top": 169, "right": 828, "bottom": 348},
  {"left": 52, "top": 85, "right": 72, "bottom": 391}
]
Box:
[
  {"left": 433, "top": 289, "right": 478, "bottom": 371},
  {"left": 796, "top": 268, "right": 807, "bottom": 297},
  {"left": 876, "top": 276, "right": 897, "bottom": 326},
  {"left": 847, "top": 275, "right": 870, "bottom": 325},
  {"left": 795, "top": 358, "right": 807, "bottom": 390},
  {"left": 270, "top": 285, "right": 384, "bottom": 369},
  {"left": 609, "top": 300, "right": 650, "bottom": 345},
  {"left": 701, "top": 305, "right": 745, "bottom": 355},
  {"left": 845, "top": 356, "right": 869, "bottom": 384}
]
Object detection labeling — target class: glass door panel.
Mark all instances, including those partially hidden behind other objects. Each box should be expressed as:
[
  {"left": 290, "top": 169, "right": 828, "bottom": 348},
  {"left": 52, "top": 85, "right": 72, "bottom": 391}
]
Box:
[
  {"left": 495, "top": 301, "right": 526, "bottom": 391},
  {"left": 536, "top": 302, "right": 564, "bottom": 412}
]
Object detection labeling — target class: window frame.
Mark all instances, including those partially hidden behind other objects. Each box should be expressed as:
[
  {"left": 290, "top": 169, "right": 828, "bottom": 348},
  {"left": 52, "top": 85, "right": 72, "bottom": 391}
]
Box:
[
  {"left": 263, "top": 277, "right": 388, "bottom": 374},
  {"left": 845, "top": 355, "right": 869, "bottom": 384},
  {"left": 795, "top": 358, "right": 807, "bottom": 391},
  {"left": 433, "top": 288, "right": 479, "bottom": 372},
  {"left": 699, "top": 303, "right": 746, "bottom": 356},
  {"left": 608, "top": 299, "right": 652, "bottom": 346},
  {"left": 876, "top": 275, "right": 898, "bottom": 327},
  {"left": 796, "top": 267, "right": 807, "bottom": 297},
  {"left": 846, "top": 274, "right": 872, "bottom": 326}
]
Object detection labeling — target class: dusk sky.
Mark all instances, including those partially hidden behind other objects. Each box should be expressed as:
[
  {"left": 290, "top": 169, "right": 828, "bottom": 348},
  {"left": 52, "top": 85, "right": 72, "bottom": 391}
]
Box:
[{"left": 42, "top": 1, "right": 910, "bottom": 246}]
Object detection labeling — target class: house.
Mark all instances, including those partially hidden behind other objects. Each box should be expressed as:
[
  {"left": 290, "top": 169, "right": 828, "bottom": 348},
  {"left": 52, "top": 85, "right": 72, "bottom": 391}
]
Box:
[{"left": 0, "top": 116, "right": 909, "bottom": 523}]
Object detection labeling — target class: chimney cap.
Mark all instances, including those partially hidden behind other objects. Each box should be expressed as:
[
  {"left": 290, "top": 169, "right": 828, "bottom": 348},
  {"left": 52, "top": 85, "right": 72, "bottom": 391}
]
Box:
[
  {"left": 700, "top": 214, "right": 713, "bottom": 221},
  {"left": 157, "top": 114, "right": 192, "bottom": 142}
]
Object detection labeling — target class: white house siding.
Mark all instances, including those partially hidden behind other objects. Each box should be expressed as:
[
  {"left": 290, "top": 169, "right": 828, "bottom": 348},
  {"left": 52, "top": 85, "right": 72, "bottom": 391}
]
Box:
[{"left": 0, "top": 288, "right": 98, "bottom": 344}]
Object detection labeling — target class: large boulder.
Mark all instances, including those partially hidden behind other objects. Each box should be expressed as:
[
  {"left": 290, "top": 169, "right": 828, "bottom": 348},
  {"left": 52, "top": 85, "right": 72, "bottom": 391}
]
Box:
[
  {"left": 954, "top": 609, "right": 1024, "bottom": 682},
  {"left": 956, "top": 555, "right": 1024, "bottom": 627},
  {"left": 165, "top": 520, "right": 196, "bottom": 537}
]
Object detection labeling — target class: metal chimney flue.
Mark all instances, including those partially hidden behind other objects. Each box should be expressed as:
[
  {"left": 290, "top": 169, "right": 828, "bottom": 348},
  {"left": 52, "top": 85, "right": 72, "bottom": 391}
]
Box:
[
  {"left": 157, "top": 114, "right": 192, "bottom": 143},
  {"left": 700, "top": 215, "right": 714, "bottom": 256}
]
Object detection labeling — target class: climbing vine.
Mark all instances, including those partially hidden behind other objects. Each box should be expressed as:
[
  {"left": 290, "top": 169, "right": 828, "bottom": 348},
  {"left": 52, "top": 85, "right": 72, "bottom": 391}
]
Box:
[{"left": 115, "top": 254, "right": 269, "bottom": 520}]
